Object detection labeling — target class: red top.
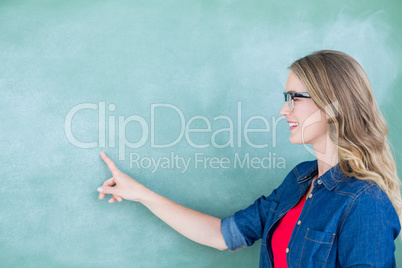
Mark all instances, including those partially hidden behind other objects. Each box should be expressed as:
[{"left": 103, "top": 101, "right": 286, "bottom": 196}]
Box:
[{"left": 271, "top": 196, "right": 306, "bottom": 267}]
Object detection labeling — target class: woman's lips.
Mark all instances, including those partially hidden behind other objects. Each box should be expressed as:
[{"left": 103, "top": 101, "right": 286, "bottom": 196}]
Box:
[{"left": 287, "top": 121, "right": 298, "bottom": 130}]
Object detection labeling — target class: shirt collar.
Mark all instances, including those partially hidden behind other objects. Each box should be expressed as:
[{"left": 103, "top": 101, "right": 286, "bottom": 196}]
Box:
[{"left": 297, "top": 160, "right": 348, "bottom": 191}]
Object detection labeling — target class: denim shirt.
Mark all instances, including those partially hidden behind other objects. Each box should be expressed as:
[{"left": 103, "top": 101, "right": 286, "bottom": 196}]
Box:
[{"left": 221, "top": 160, "right": 401, "bottom": 267}]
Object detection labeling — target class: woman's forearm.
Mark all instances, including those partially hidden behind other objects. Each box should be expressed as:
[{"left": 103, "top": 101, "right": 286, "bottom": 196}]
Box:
[{"left": 139, "top": 187, "right": 228, "bottom": 251}]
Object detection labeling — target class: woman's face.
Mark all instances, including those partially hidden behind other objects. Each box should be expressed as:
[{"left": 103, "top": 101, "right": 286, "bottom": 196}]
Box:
[{"left": 280, "top": 71, "right": 328, "bottom": 147}]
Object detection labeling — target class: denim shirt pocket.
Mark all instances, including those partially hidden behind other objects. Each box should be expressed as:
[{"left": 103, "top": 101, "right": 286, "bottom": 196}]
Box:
[{"left": 300, "top": 228, "right": 335, "bottom": 267}]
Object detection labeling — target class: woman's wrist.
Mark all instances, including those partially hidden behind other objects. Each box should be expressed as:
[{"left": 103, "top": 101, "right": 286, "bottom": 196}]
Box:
[{"left": 135, "top": 184, "right": 155, "bottom": 204}]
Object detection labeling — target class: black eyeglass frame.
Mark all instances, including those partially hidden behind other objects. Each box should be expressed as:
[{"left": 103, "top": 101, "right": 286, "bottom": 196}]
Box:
[{"left": 283, "top": 92, "right": 311, "bottom": 111}]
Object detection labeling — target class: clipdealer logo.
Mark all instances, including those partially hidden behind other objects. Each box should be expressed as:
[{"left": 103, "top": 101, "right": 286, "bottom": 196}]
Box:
[{"left": 64, "top": 102, "right": 287, "bottom": 173}]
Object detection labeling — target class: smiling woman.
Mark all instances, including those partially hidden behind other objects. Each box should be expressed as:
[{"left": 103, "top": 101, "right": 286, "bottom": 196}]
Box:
[
  {"left": 97, "top": 50, "right": 401, "bottom": 267},
  {"left": 289, "top": 50, "right": 402, "bottom": 216}
]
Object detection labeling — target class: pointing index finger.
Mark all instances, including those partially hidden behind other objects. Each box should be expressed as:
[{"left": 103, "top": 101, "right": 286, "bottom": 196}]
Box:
[{"left": 100, "top": 152, "right": 119, "bottom": 174}]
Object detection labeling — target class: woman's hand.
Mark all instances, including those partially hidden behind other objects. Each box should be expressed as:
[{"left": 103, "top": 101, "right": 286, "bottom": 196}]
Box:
[
  {"left": 97, "top": 152, "right": 147, "bottom": 203},
  {"left": 96, "top": 152, "right": 227, "bottom": 250}
]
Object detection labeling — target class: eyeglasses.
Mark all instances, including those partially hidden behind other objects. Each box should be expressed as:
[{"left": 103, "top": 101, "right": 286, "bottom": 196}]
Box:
[{"left": 283, "top": 92, "right": 311, "bottom": 112}]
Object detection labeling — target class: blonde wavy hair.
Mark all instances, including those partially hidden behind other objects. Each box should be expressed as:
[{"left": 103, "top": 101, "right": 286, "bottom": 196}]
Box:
[{"left": 289, "top": 50, "right": 402, "bottom": 223}]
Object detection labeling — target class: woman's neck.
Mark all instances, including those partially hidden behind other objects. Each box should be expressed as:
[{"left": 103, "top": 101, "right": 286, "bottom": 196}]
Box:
[{"left": 312, "top": 133, "right": 339, "bottom": 178}]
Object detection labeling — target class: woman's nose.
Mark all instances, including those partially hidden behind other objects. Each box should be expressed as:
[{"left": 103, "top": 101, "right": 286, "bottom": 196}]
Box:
[{"left": 280, "top": 102, "right": 291, "bottom": 116}]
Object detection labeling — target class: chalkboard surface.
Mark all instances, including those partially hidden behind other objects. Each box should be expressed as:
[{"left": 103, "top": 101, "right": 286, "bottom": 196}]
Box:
[{"left": 1, "top": 1, "right": 401, "bottom": 267}]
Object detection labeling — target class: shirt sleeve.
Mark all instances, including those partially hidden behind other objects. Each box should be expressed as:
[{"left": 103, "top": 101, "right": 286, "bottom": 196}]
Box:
[
  {"left": 221, "top": 215, "right": 247, "bottom": 251},
  {"left": 337, "top": 184, "right": 401, "bottom": 267},
  {"left": 221, "top": 189, "right": 278, "bottom": 251}
]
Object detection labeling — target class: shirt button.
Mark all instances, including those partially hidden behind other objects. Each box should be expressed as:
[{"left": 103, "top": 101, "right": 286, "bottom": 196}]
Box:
[
  {"left": 297, "top": 220, "right": 302, "bottom": 225},
  {"left": 309, "top": 193, "right": 313, "bottom": 198},
  {"left": 317, "top": 179, "right": 322, "bottom": 185},
  {"left": 286, "top": 248, "right": 289, "bottom": 253}
]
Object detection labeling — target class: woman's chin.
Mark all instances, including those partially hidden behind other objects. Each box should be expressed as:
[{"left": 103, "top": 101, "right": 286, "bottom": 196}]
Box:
[{"left": 289, "top": 136, "right": 300, "bottom": 144}]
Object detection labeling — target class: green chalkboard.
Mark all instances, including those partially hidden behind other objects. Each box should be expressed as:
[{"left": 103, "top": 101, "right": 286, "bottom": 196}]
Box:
[{"left": 1, "top": 0, "right": 401, "bottom": 267}]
